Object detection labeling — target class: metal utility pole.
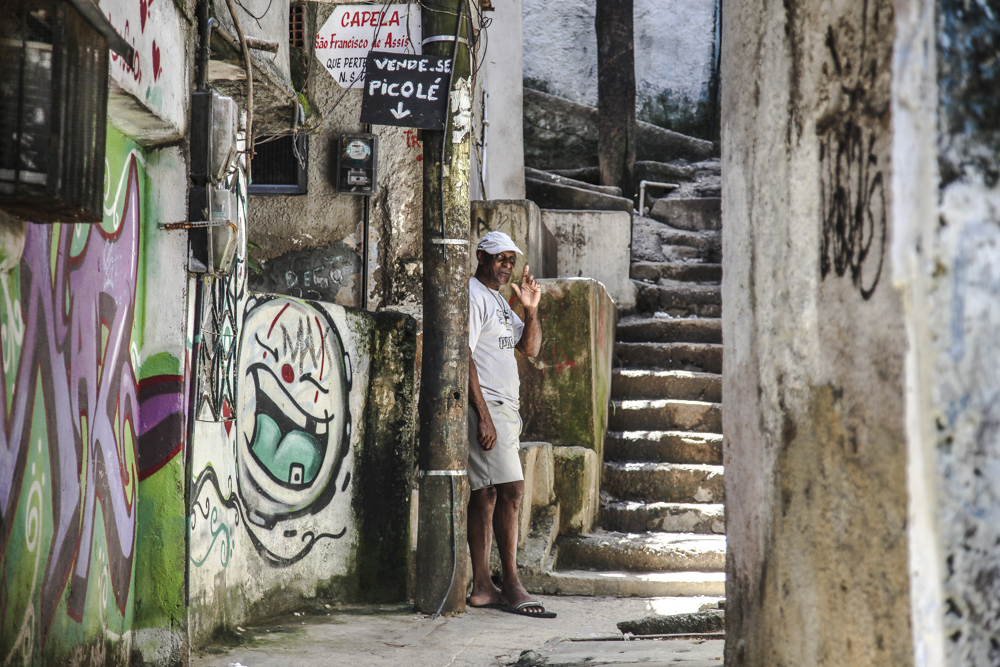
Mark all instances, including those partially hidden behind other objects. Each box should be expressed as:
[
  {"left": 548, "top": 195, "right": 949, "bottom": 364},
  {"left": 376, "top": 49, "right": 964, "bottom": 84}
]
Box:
[
  {"left": 596, "top": 0, "right": 636, "bottom": 200},
  {"left": 414, "top": 0, "right": 473, "bottom": 616}
]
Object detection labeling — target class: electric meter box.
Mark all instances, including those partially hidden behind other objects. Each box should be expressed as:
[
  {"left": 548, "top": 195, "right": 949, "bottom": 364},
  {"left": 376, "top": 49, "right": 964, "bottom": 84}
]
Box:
[{"left": 336, "top": 134, "right": 378, "bottom": 196}]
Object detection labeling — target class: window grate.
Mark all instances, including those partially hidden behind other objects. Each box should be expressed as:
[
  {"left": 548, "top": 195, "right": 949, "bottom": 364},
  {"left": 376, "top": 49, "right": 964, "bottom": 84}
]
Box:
[
  {"left": 249, "top": 135, "right": 308, "bottom": 196},
  {"left": 289, "top": 4, "right": 306, "bottom": 49}
]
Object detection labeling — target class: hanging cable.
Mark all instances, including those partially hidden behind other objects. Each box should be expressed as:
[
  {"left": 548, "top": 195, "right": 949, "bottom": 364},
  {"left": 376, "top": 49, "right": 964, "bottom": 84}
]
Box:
[
  {"left": 430, "top": 475, "right": 458, "bottom": 620},
  {"left": 437, "top": 0, "right": 468, "bottom": 261},
  {"left": 224, "top": 0, "right": 256, "bottom": 173}
]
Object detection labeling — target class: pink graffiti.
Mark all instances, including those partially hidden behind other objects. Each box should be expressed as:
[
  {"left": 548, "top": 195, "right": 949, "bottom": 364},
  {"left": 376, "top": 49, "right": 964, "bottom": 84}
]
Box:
[
  {"left": 0, "top": 157, "right": 142, "bottom": 642},
  {"left": 152, "top": 40, "right": 162, "bottom": 81},
  {"left": 108, "top": 15, "right": 142, "bottom": 83}
]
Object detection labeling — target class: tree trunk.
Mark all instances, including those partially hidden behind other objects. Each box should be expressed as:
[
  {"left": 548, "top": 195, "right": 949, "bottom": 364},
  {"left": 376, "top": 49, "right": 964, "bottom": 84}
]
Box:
[{"left": 596, "top": 0, "right": 636, "bottom": 200}]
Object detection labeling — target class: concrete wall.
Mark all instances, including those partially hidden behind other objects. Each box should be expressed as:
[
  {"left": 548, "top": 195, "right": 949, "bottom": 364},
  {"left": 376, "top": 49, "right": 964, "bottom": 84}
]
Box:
[
  {"left": 523, "top": 0, "right": 719, "bottom": 136},
  {"left": 469, "top": 199, "right": 547, "bottom": 287},
  {"left": 0, "top": 127, "right": 191, "bottom": 666},
  {"left": 518, "top": 279, "right": 616, "bottom": 460},
  {"left": 471, "top": 0, "right": 526, "bottom": 200},
  {"left": 541, "top": 209, "right": 635, "bottom": 310},
  {"left": 187, "top": 294, "right": 416, "bottom": 645},
  {"left": 248, "top": 2, "right": 425, "bottom": 313},
  {"left": 101, "top": 0, "right": 192, "bottom": 142},
  {"left": 892, "top": 1, "right": 1000, "bottom": 665},
  {"left": 721, "top": 0, "right": 912, "bottom": 664}
]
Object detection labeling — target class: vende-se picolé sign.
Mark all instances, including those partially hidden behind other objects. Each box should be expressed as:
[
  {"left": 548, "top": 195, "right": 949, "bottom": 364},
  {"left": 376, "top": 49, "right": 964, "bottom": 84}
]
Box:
[
  {"left": 315, "top": 4, "right": 422, "bottom": 88},
  {"left": 360, "top": 52, "right": 452, "bottom": 130}
]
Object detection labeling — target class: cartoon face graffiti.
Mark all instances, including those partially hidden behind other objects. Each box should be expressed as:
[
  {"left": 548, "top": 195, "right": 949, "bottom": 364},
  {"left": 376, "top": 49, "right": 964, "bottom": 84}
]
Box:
[{"left": 236, "top": 297, "right": 352, "bottom": 556}]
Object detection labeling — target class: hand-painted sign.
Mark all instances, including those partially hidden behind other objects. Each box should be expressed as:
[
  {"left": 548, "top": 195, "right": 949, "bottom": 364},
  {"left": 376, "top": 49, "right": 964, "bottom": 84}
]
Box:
[
  {"left": 360, "top": 52, "right": 452, "bottom": 129},
  {"left": 315, "top": 4, "right": 422, "bottom": 88}
]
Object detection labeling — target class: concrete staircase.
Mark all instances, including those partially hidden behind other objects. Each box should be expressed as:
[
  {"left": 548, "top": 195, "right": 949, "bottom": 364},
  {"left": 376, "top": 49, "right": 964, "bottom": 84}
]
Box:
[{"left": 535, "top": 160, "right": 726, "bottom": 597}]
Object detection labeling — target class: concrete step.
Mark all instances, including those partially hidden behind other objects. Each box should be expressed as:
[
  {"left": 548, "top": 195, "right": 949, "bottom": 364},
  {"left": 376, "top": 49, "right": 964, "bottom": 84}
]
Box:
[
  {"left": 656, "top": 228, "right": 717, "bottom": 252},
  {"left": 601, "top": 500, "right": 726, "bottom": 535},
  {"left": 657, "top": 246, "right": 711, "bottom": 265},
  {"left": 616, "top": 315, "right": 722, "bottom": 344},
  {"left": 555, "top": 531, "right": 726, "bottom": 573},
  {"left": 603, "top": 461, "right": 725, "bottom": 503},
  {"left": 649, "top": 198, "right": 721, "bottom": 231},
  {"left": 522, "top": 568, "right": 725, "bottom": 597},
  {"left": 636, "top": 282, "right": 722, "bottom": 318},
  {"left": 615, "top": 342, "right": 723, "bottom": 374},
  {"left": 608, "top": 399, "right": 722, "bottom": 434},
  {"left": 525, "top": 177, "right": 633, "bottom": 214},
  {"left": 605, "top": 431, "right": 723, "bottom": 465},
  {"left": 612, "top": 370, "right": 721, "bottom": 402},
  {"left": 493, "top": 502, "right": 560, "bottom": 578},
  {"left": 635, "top": 160, "right": 698, "bottom": 184},
  {"left": 631, "top": 261, "right": 722, "bottom": 284},
  {"left": 525, "top": 166, "right": 622, "bottom": 197}
]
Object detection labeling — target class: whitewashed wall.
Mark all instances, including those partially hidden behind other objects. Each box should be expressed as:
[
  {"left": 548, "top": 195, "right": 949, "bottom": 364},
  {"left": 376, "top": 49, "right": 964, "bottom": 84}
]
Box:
[{"left": 523, "top": 0, "right": 718, "bottom": 122}]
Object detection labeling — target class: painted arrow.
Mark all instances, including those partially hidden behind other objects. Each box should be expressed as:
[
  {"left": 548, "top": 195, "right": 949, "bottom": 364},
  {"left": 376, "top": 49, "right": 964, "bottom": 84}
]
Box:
[{"left": 390, "top": 101, "right": 412, "bottom": 119}]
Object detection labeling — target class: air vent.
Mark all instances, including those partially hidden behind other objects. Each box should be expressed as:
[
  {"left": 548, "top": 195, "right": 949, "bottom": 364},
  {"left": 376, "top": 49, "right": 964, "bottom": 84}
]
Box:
[
  {"left": 0, "top": 0, "right": 110, "bottom": 223},
  {"left": 249, "top": 135, "right": 308, "bottom": 196}
]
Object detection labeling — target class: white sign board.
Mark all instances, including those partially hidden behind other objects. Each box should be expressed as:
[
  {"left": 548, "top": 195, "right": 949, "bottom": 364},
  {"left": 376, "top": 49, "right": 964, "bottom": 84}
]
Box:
[{"left": 315, "top": 4, "right": 422, "bottom": 89}]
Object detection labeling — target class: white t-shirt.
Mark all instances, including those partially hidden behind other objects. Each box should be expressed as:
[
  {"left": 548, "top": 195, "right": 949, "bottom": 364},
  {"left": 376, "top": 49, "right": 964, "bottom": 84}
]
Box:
[{"left": 469, "top": 277, "right": 524, "bottom": 409}]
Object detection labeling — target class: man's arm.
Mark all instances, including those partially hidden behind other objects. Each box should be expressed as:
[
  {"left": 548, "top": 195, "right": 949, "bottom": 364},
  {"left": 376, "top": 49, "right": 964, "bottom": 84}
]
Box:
[
  {"left": 512, "top": 264, "right": 542, "bottom": 358},
  {"left": 469, "top": 356, "right": 497, "bottom": 450}
]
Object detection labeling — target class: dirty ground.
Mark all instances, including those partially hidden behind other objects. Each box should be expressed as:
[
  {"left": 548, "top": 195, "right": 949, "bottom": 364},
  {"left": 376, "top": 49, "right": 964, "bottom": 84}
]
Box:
[{"left": 191, "top": 595, "right": 723, "bottom": 666}]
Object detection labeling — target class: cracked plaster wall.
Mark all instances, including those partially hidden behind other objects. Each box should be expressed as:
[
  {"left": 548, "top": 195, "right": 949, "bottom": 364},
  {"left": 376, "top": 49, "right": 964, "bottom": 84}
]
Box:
[
  {"left": 248, "top": 2, "right": 424, "bottom": 312},
  {"left": 721, "top": 0, "right": 911, "bottom": 664},
  {"left": 893, "top": 0, "right": 1000, "bottom": 665}
]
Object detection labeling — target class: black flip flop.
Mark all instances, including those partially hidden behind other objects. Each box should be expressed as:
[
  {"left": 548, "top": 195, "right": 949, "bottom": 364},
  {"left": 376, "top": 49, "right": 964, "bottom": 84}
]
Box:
[
  {"left": 499, "top": 600, "right": 557, "bottom": 618},
  {"left": 466, "top": 598, "right": 504, "bottom": 609}
]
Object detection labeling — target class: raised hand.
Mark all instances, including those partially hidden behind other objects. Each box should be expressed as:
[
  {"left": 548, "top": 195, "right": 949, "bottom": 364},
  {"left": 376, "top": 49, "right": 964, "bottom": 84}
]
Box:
[{"left": 510, "top": 264, "right": 541, "bottom": 311}]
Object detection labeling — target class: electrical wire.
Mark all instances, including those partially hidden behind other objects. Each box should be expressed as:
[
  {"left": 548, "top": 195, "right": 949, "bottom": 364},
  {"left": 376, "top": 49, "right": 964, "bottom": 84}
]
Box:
[
  {"left": 224, "top": 0, "right": 256, "bottom": 172},
  {"left": 431, "top": 475, "right": 458, "bottom": 620},
  {"left": 234, "top": 0, "right": 274, "bottom": 29},
  {"left": 436, "top": 0, "right": 466, "bottom": 262}
]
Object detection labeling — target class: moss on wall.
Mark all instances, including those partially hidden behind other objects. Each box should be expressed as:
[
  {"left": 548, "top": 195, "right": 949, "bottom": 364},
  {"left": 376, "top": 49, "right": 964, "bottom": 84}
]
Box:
[
  {"left": 517, "top": 279, "right": 615, "bottom": 459},
  {"left": 352, "top": 311, "right": 418, "bottom": 602},
  {"left": 638, "top": 90, "right": 713, "bottom": 141}
]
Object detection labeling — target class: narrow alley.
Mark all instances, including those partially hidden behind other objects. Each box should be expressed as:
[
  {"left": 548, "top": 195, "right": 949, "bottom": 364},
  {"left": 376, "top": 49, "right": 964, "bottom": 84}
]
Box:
[{"left": 2, "top": 0, "right": 999, "bottom": 665}]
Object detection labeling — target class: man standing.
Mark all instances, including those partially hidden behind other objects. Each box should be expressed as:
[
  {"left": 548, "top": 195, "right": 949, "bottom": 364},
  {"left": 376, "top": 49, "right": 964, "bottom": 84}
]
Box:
[{"left": 466, "top": 231, "right": 555, "bottom": 618}]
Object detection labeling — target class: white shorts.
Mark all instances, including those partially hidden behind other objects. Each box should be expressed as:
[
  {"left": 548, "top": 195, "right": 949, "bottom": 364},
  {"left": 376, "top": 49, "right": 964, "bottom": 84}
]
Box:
[{"left": 468, "top": 400, "right": 523, "bottom": 490}]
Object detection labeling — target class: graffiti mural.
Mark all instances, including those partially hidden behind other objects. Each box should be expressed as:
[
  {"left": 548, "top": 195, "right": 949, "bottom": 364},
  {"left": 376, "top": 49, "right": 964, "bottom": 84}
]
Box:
[
  {"left": 0, "top": 129, "right": 188, "bottom": 663},
  {"left": 237, "top": 296, "right": 353, "bottom": 564},
  {"left": 188, "top": 158, "right": 249, "bottom": 574},
  {"left": 189, "top": 297, "right": 355, "bottom": 569}
]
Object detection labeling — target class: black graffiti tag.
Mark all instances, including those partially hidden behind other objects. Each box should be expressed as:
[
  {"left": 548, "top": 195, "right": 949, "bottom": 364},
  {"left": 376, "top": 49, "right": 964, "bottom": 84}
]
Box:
[
  {"left": 816, "top": 2, "right": 892, "bottom": 300},
  {"left": 819, "top": 121, "right": 887, "bottom": 300}
]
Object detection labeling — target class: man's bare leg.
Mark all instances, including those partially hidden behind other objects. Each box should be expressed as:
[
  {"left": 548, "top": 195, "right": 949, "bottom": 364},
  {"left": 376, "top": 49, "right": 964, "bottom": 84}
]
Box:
[
  {"left": 468, "top": 486, "right": 503, "bottom": 606},
  {"left": 493, "top": 481, "right": 533, "bottom": 607}
]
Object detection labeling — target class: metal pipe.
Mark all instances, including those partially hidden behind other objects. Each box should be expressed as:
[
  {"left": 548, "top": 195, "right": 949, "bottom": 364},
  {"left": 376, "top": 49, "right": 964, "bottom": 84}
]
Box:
[
  {"left": 66, "top": 0, "right": 136, "bottom": 65},
  {"left": 223, "top": 0, "right": 255, "bottom": 172},
  {"left": 638, "top": 180, "right": 679, "bottom": 215},
  {"left": 196, "top": 16, "right": 218, "bottom": 92},
  {"left": 183, "top": 275, "right": 205, "bottom": 606},
  {"left": 362, "top": 123, "right": 371, "bottom": 310}
]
